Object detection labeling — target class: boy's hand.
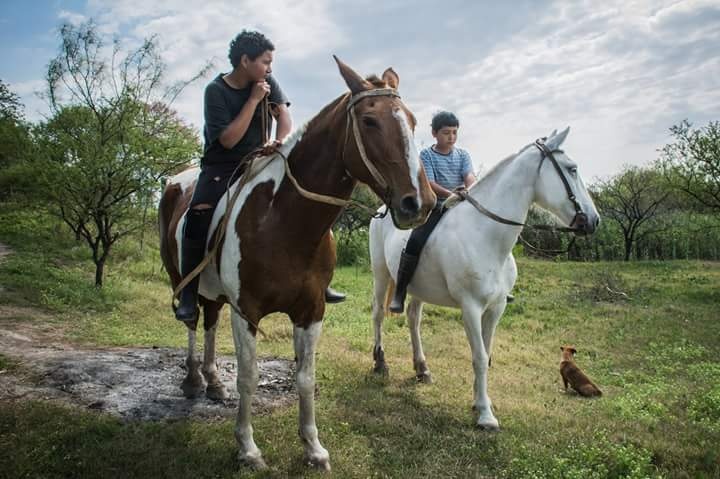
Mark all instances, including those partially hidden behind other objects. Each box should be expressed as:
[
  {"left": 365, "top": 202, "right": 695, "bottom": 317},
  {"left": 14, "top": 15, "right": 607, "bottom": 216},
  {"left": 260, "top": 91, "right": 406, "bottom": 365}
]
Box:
[{"left": 250, "top": 80, "right": 271, "bottom": 103}]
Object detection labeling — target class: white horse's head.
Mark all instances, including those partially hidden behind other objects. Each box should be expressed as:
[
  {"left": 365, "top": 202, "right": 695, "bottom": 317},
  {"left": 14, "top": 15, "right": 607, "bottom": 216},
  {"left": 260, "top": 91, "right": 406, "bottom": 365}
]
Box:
[{"left": 533, "top": 127, "right": 600, "bottom": 235}]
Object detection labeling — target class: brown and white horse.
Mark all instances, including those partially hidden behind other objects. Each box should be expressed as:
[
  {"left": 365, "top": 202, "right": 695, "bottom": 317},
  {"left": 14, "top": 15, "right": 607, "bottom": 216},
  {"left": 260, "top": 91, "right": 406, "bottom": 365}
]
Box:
[{"left": 159, "top": 58, "right": 436, "bottom": 470}]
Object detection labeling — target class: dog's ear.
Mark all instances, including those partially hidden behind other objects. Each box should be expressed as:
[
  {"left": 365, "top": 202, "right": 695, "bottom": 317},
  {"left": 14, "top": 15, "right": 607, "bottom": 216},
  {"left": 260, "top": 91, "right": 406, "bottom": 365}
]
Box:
[{"left": 560, "top": 346, "right": 565, "bottom": 352}]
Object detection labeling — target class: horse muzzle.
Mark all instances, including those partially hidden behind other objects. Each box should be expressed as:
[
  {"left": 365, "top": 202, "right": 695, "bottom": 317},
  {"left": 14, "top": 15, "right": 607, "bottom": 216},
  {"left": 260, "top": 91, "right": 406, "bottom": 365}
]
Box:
[
  {"left": 570, "top": 212, "right": 599, "bottom": 236},
  {"left": 390, "top": 194, "right": 433, "bottom": 229}
]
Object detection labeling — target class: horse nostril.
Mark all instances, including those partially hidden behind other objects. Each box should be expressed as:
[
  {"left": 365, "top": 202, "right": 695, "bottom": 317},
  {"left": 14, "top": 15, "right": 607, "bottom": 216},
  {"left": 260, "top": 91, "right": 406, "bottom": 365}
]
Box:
[
  {"left": 400, "top": 195, "right": 419, "bottom": 215},
  {"left": 594, "top": 217, "right": 600, "bottom": 228}
]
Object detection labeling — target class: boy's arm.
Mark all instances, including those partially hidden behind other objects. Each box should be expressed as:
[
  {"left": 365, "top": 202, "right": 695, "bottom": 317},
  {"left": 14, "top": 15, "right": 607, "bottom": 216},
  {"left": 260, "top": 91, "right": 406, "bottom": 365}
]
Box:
[
  {"left": 429, "top": 181, "right": 454, "bottom": 199},
  {"left": 274, "top": 103, "right": 292, "bottom": 141},
  {"left": 218, "top": 81, "right": 270, "bottom": 149},
  {"left": 463, "top": 172, "right": 477, "bottom": 189},
  {"left": 462, "top": 149, "right": 476, "bottom": 188}
]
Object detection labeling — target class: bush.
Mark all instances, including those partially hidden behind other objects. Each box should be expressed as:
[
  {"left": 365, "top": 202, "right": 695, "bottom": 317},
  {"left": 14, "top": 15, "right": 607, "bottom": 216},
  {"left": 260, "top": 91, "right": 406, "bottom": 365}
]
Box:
[{"left": 334, "top": 228, "right": 370, "bottom": 266}]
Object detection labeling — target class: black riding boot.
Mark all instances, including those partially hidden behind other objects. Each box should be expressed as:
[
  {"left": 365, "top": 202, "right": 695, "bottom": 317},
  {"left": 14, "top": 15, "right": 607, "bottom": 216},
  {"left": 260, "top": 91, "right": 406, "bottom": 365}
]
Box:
[
  {"left": 325, "top": 287, "right": 347, "bottom": 304},
  {"left": 175, "top": 208, "right": 214, "bottom": 322},
  {"left": 389, "top": 249, "right": 420, "bottom": 313}
]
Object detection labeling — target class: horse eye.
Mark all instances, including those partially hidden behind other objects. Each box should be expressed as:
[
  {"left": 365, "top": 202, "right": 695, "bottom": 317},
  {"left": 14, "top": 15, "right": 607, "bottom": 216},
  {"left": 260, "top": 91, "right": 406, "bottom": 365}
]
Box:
[
  {"left": 362, "top": 116, "right": 380, "bottom": 128},
  {"left": 568, "top": 167, "right": 578, "bottom": 176}
]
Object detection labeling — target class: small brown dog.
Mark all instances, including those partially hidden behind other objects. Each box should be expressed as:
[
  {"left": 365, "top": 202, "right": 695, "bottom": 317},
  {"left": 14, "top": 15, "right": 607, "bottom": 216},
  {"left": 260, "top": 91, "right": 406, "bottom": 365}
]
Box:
[{"left": 560, "top": 346, "right": 602, "bottom": 397}]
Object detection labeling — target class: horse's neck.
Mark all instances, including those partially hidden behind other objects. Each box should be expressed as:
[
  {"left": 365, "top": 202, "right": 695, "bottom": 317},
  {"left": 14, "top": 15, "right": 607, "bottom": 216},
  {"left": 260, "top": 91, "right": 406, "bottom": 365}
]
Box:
[
  {"left": 278, "top": 105, "right": 356, "bottom": 237},
  {"left": 462, "top": 149, "right": 538, "bottom": 257}
]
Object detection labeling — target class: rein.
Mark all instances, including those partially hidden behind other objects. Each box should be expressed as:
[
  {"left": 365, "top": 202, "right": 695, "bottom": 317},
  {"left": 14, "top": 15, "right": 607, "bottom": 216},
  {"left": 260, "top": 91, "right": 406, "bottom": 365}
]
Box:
[{"left": 451, "top": 138, "right": 588, "bottom": 234}]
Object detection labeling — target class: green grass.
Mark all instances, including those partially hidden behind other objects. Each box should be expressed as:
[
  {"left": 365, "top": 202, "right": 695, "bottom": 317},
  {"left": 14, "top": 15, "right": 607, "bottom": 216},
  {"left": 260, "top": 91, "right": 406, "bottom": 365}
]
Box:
[{"left": 1, "top": 206, "right": 719, "bottom": 478}]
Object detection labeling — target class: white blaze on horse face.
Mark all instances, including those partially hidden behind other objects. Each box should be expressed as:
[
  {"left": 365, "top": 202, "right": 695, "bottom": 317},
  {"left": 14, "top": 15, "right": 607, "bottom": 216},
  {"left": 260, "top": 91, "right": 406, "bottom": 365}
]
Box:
[{"left": 392, "top": 108, "right": 421, "bottom": 195}]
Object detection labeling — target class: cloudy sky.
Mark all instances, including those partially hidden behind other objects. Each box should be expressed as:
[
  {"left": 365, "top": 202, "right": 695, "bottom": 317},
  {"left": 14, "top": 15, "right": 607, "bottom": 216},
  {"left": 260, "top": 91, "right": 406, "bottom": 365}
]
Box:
[{"left": 2, "top": 0, "right": 718, "bottom": 181}]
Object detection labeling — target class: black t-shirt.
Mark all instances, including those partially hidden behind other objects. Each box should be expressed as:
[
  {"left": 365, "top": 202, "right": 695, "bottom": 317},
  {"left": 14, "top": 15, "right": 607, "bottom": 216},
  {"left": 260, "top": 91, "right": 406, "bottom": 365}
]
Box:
[{"left": 202, "top": 73, "right": 289, "bottom": 166}]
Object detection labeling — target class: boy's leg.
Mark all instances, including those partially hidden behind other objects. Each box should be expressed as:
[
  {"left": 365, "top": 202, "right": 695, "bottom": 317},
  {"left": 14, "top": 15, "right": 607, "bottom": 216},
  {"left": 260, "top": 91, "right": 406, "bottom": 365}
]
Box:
[
  {"left": 175, "top": 169, "right": 226, "bottom": 322},
  {"left": 389, "top": 204, "right": 445, "bottom": 313}
]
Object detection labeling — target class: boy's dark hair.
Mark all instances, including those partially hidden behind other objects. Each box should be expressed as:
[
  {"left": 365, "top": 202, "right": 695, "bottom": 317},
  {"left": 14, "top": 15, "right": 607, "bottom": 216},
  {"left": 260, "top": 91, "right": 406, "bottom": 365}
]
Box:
[
  {"left": 431, "top": 111, "right": 459, "bottom": 131},
  {"left": 228, "top": 30, "right": 275, "bottom": 68}
]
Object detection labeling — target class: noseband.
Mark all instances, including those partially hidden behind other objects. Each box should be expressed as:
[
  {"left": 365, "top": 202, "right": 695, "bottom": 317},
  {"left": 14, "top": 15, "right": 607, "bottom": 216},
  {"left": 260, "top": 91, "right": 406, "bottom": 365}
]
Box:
[{"left": 453, "top": 137, "right": 589, "bottom": 234}]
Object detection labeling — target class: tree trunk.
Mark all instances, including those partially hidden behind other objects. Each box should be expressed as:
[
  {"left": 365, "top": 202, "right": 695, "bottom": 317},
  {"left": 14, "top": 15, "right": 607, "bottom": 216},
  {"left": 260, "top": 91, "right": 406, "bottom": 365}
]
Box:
[
  {"left": 624, "top": 237, "right": 633, "bottom": 261},
  {"left": 94, "top": 257, "right": 105, "bottom": 288}
]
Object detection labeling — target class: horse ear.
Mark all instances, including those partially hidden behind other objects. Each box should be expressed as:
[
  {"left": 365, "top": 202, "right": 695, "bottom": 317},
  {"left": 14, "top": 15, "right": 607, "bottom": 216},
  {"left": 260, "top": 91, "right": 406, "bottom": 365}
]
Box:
[
  {"left": 382, "top": 67, "right": 399, "bottom": 89},
  {"left": 546, "top": 126, "right": 570, "bottom": 150},
  {"left": 333, "top": 55, "right": 371, "bottom": 95},
  {"left": 549, "top": 129, "right": 557, "bottom": 138}
]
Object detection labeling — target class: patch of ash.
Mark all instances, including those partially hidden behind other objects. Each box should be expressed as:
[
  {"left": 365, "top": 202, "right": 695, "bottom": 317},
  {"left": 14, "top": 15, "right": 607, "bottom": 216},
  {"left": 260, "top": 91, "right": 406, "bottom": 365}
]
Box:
[{"left": 0, "top": 323, "right": 296, "bottom": 421}]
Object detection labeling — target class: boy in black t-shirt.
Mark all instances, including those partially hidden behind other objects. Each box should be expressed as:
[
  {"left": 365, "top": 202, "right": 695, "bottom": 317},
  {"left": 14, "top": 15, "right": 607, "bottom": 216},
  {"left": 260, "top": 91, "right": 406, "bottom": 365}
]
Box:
[{"left": 176, "top": 31, "right": 344, "bottom": 322}]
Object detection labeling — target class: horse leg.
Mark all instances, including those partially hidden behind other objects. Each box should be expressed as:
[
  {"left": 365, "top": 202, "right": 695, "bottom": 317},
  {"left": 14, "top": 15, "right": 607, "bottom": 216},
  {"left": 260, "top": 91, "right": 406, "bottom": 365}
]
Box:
[
  {"left": 294, "top": 321, "right": 331, "bottom": 471},
  {"left": 230, "top": 309, "right": 266, "bottom": 469},
  {"left": 371, "top": 268, "right": 390, "bottom": 375},
  {"left": 461, "top": 301, "right": 499, "bottom": 430},
  {"left": 407, "top": 296, "right": 432, "bottom": 383},
  {"left": 180, "top": 322, "right": 206, "bottom": 398},
  {"left": 202, "top": 302, "right": 229, "bottom": 400},
  {"left": 481, "top": 301, "right": 506, "bottom": 370}
]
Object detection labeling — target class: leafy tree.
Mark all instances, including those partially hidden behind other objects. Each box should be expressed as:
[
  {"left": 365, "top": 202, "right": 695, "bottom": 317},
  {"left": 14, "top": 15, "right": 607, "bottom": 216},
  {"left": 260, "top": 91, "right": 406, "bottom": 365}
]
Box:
[
  {"left": 659, "top": 120, "right": 720, "bottom": 211},
  {"left": 0, "top": 79, "right": 37, "bottom": 200},
  {"left": 0, "top": 79, "right": 24, "bottom": 121},
  {"left": 593, "top": 166, "right": 670, "bottom": 261},
  {"left": 35, "top": 21, "right": 207, "bottom": 286}
]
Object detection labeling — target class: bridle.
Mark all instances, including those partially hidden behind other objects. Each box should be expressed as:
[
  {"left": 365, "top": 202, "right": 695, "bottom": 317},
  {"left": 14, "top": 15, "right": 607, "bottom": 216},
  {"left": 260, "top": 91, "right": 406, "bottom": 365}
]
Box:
[
  {"left": 341, "top": 87, "right": 403, "bottom": 218},
  {"left": 453, "top": 137, "right": 590, "bottom": 235}
]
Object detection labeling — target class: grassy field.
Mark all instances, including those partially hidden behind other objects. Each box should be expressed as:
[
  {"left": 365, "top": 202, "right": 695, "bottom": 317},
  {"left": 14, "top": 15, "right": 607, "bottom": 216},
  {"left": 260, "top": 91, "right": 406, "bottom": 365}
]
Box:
[{"left": 1, "top": 206, "right": 719, "bottom": 478}]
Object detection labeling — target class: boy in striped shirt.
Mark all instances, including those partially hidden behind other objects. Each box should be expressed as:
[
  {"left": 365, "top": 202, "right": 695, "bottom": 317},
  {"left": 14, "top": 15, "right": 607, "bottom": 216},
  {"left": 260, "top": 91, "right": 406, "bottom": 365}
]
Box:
[{"left": 389, "top": 111, "right": 476, "bottom": 313}]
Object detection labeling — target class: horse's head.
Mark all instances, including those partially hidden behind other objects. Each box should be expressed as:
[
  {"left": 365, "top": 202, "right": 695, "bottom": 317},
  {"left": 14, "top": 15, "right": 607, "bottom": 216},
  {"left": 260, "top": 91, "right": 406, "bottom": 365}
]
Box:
[
  {"left": 334, "top": 56, "right": 436, "bottom": 229},
  {"left": 533, "top": 127, "right": 600, "bottom": 235}
]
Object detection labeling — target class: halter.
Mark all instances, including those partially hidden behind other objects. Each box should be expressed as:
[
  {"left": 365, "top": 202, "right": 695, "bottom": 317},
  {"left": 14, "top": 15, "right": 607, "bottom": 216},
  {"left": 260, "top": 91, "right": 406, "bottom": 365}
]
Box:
[{"left": 452, "top": 137, "right": 589, "bottom": 235}]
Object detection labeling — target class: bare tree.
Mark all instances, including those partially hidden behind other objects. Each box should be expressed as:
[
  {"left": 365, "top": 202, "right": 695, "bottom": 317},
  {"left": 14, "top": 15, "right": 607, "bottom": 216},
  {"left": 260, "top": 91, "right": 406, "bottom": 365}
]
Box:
[
  {"left": 659, "top": 120, "right": 720, "bottom": 212},
  {"left": 594, "top": 166, "right": 670, "bottom": 261}
]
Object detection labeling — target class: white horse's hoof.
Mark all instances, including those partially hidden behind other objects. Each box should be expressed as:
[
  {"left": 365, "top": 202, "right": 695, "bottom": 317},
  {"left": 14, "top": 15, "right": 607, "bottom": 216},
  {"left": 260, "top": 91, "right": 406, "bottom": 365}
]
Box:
[
  {"left": 304, "top": 449, "right": 331, "bottom": 471},
  {"left": 416, "top": 372, "right": 433, "bottom": 384},
  {"left": 238, "top": 452, "right": 267, "bottom": 470},
  {"left": 476, "top": 417, "right": 500, "bottom": 431}
]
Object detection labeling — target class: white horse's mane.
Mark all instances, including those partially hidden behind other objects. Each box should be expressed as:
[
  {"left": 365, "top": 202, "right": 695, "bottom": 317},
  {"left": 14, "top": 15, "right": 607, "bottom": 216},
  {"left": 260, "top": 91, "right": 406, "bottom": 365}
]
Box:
[{"left": 467, "top": 142, "right": 536, "bottom": 193}]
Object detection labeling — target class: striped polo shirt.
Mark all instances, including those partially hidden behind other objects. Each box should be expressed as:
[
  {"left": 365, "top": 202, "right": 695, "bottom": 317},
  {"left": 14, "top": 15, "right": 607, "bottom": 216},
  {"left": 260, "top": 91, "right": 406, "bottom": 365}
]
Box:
[{"left": 420, "top": 146, "right": 473, "bottom": 198}]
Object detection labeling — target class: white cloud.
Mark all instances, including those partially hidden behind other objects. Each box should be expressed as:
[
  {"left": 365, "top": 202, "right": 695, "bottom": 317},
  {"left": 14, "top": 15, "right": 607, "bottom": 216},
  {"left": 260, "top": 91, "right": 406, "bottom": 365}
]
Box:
[
  {"left": 8, "top": 0, "right": 717, "bottom": 182},
  {"left": 403, "top": 0, "right": 720, "bottom": 181}
]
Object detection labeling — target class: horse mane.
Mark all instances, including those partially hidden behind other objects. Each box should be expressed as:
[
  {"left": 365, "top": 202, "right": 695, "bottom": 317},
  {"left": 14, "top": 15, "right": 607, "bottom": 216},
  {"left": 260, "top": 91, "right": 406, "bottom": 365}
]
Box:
[
  {"left": 365, "top": 75, "right": 388, "bottom": 88},
  {"left": 468, "top": 142, "right": 536, "bottom": 192}
]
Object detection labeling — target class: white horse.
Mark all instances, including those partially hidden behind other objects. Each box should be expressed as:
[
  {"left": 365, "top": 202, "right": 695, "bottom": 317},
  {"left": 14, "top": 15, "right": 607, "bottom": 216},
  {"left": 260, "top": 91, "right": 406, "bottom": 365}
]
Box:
[{"left": 369, "top": 127, "right": 600, "bottom": 429}]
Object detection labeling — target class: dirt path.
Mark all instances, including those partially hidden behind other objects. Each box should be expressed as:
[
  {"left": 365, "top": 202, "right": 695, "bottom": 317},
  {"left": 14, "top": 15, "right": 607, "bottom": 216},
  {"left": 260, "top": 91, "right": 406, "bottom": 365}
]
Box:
[{"left": 0, "top": 242, "right": 296, "bottom": 421}]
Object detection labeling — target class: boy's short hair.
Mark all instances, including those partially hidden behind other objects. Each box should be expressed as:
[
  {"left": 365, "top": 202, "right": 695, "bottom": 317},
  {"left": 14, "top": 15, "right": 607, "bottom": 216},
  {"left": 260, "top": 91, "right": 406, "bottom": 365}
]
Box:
[
  {"left": 431, "top": 111, "right": 460, "bottom": 131},
  {"left": 229, "top": 30, "right": 275, "bottom": 68}
]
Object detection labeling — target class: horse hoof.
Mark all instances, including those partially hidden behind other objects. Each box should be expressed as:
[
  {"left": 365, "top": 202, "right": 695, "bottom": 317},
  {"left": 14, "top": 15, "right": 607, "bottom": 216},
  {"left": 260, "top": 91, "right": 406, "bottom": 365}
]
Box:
[
  {"left": 305, "top": 453, "right": 331, "bottom": 472},
  {"left": 416, "top": 372, "right": 433, "bottom": 384},
  {"left": 239, "top": 453, "right": 267, "bottom": 470},
  {"left": 180, "top": 378, "right": 206, "bottom": 399},
  {"left": 372, "top": 364, "right": 389, "bottom": 376},
  {"left": 476, "top": 419, "right": 500, "bottom": 431},
  {"left": 205, "top": 383, "right": 229, "bottom": 400}
]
